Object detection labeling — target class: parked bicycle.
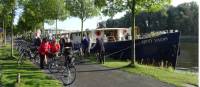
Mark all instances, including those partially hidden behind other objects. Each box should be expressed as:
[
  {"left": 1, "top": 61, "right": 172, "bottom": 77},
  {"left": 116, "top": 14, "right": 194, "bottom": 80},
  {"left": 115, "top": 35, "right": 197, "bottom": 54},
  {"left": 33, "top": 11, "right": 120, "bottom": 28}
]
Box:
[{"left": 15, "top": 40, "right": 40, "bottom": 65}]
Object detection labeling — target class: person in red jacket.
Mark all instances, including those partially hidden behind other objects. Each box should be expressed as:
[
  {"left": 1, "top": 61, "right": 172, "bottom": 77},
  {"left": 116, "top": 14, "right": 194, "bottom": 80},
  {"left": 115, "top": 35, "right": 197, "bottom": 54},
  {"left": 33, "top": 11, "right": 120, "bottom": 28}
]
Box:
[
  {"left": 49, "top": 38, "right": 60, "bottom": 58},
  {"left": 38, "top": 38, "right": 50, "bottom": 69}
]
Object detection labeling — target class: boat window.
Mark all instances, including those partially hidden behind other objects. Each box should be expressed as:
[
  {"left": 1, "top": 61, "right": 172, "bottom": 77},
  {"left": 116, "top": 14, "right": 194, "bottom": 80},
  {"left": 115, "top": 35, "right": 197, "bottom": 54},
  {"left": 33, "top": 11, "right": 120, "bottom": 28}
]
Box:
[{"left": 104, "top": 30, "right": 117, "bottom": 42}]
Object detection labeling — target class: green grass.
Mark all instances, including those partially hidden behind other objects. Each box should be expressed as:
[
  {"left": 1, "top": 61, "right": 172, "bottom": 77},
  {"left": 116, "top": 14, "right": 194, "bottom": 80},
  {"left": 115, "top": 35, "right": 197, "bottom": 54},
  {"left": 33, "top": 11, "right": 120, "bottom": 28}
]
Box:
[
  {"left": 0, "top": 45, "right": 62, "bottom": 87},
  {"left": 88, "top": 57, "right": 198, "bottom": 87}
]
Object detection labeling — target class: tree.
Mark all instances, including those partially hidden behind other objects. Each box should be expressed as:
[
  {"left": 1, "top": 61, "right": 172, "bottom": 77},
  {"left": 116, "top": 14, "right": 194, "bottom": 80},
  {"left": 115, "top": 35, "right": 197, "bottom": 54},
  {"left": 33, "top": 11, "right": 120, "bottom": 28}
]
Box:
[
  {"left": 0, "top": 0, "right": 16, "bottom": 46},
  {"left": 166, "top": 2, "right": 198, "bottom": 36},
  {"left": 17, "top": 0, "right": 68, "bottom": 37},
  {"left": 99, "top": 1, "right": 198, "bottom": 36},
  {"left": 0, "top": 0, "right": 16, "bottom": 56},
  {"left": 66, "top": 0, "right": 99, "bottom": 38},
  {"left": 95, "top": 0, "right": 171, "bottom": 66}
]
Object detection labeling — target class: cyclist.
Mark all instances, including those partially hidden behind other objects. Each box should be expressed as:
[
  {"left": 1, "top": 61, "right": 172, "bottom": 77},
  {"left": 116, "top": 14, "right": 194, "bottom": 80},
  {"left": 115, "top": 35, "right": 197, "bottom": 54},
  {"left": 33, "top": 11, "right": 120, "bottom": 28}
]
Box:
[{"left": 63, "top": 37, "right": 73, "bottom": 64}]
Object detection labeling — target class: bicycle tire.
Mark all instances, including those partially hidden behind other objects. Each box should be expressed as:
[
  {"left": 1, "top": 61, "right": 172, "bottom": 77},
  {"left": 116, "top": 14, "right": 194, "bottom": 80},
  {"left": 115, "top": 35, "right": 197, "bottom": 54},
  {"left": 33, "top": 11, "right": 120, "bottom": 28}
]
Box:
[
  {"left": 17, "top": 53, "right": 26, "bottom": 65},
  {"left": 48, "top": 61, "right": 59, "bottom": 73},
  {"left": 33, "top": 53, "right": 40, "bottom": 64},
  {"left": 61, "top": 65, "right": 76, "bottom": 86}
]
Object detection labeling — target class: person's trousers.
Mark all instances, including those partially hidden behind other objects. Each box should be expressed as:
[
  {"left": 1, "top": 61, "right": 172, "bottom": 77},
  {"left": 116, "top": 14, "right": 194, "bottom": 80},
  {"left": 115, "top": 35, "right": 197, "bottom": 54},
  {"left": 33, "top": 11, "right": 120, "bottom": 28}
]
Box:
[
  {"left": 97, "top": 51, "right": 105, "bottom": 64},
  {"left": 39, "top": 54, "right": 45, "bottom": 69},
  {"left": 83, "top": 47, "right": 90, "bottom": 57}
]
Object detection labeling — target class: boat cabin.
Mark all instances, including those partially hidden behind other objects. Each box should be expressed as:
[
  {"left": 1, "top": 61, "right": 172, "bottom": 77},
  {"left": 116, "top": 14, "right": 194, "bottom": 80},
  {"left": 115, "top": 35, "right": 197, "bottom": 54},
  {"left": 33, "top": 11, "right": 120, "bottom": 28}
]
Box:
[{"left": 90, "top": 28, "right": 132, "bottom": 43}]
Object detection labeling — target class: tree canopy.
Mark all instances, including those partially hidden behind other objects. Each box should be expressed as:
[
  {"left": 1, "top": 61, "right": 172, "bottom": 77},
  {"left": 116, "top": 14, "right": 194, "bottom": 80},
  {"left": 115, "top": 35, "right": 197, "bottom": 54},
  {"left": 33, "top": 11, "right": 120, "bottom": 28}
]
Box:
[
  {"left": 17, "top": 0, "right": 68, "bottom": 34},
  {"left": 95, "top": 0, "right": 171, "bottom": 18},
  {"left": 66, "top": 0, "right": 100, "bottom": 37},
  {"left": 98, "top": 1, "right": 199, "bottom": 36}
]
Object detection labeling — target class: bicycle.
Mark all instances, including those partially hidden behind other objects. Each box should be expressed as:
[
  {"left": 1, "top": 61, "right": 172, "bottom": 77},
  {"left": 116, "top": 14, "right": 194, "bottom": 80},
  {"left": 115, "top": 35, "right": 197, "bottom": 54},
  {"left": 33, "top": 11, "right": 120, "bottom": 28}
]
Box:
[
  {"left": 61, "top": 48, "right": 76, "bottom": 86},
  {"left": 17, "top": 45, "right": 31, "bottom": 65},
  {"left": 16, "top": 40, "right": 38, "bottom": 65},
  {"left": 47, "top": 47, "right": 77, "bottom": 86},
  {"left": 48, "top": 53, "right": 65, "bottom": 73},
  {"left": 30, "top": 47, "right": 40, "bottom": 64}
]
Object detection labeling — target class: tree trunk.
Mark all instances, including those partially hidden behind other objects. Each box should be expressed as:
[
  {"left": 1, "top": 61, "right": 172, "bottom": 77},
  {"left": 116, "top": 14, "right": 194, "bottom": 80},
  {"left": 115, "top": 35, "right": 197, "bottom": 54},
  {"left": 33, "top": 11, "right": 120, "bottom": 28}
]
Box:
[
  {"left": 3, "top": 20, "right": 6, "bottom": 45},
  {"left": 81, "top": 19, "right": 84, "bottom": 39},
  {"left": 11, "top": 6, "right": 15, "bottom": 57},
  {"left": 11, "top": 21, "right": 14, "bottom": 57},
  {"left": 2, "top": 20, "right": 4, "bottom": 45},
  {"left": 56, "top": 18, "right": 58, "bottom": 39},
  {"left": 130, "top": 0, "right": 136, "bottom": 66},
  {"left": 42, "top": 22, "right": 46, "bottom": 35},
  {"left": 148, "top": 12, "right": 151, "bottom": 32}
]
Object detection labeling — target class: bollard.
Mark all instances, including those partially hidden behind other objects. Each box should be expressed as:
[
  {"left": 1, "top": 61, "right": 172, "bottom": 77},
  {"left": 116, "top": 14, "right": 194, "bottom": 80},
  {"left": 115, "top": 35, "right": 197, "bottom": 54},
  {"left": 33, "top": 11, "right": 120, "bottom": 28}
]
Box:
[{"left": 17, "top": 73, "right": 20, "bottom": 83}]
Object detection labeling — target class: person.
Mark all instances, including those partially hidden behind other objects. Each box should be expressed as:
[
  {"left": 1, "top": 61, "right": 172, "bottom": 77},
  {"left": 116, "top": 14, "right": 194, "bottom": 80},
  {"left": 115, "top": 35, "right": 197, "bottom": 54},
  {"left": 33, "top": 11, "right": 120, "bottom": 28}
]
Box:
[
  {"left": 38, "top": 38, "right": 50, "bottom": 69},
  {"left": 63, "top": 37, "right": 73, "bottom": 64},
  {"left": 110, "top": 33, "right": 116, "bottom": 42},
  {"left": 49, "top": 38, "right": 60, "bottom": 59},
  {"left": 33, "top": 35, "right": 41, "bottom": 47},
  {"left": 125, "top": 33, "right": 130, "bottom": 40},
  {"left": 59, "top": 35, "right": 65, "bottom": 53},
  {"left": 103, "top": 35, "right": 108, "bottom": 42},
  {"left": 81, "top": 34, "right": 90, "bottom": 57},
  {"left": 92, "top": 31, "right": 105, "bottom": 64}
]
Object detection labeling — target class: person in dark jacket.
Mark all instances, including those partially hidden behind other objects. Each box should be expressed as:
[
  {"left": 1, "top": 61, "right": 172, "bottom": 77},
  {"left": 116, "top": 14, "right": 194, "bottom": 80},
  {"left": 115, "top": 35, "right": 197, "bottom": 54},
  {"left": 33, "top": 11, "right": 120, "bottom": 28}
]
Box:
[
  {"left": 81, "top": 34, "right": 90, "bottom": 57},
  {"left": 59, "top": 36, "right": 65, "bottom": 53},
  {"left": 63, "top": 37, "right": 73, "bottom": 64}
]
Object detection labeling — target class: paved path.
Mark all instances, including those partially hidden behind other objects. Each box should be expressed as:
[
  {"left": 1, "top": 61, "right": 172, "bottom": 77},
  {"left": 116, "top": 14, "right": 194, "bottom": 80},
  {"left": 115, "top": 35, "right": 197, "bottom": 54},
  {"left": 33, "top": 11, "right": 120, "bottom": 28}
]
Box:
[{"left": 42, "top": 62, "right": 175, "bottom": 87}]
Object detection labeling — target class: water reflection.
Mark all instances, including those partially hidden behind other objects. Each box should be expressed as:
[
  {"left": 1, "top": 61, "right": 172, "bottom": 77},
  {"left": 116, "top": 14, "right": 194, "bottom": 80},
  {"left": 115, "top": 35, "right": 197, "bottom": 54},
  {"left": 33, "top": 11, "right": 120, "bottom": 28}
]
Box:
[{"left": 176, "top": 42, "right": 198, "bottom": 72}]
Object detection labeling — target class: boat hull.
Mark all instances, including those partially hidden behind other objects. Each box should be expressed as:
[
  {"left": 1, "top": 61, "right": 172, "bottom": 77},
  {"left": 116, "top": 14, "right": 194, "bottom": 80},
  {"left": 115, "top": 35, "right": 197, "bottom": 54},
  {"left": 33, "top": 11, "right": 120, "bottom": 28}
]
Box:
[{"left": 103, "top": 32, "right": 180, "bottom": 67}]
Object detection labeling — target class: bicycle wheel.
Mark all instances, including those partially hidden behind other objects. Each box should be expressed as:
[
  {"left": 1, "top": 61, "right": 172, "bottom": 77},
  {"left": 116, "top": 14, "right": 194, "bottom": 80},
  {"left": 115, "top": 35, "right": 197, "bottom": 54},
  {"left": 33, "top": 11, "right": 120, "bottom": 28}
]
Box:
[
  {"left": 17, "top": 53, "right": 26, "bottom": 65},
  {"left": 48, "top": 61, "right": 59, "bottom": 73},
  {"left": 61, "top": 65, "right": 76, "bottom": 86},
  {"left": 33, "top": 53, "right": 40, "bottom": 64}
]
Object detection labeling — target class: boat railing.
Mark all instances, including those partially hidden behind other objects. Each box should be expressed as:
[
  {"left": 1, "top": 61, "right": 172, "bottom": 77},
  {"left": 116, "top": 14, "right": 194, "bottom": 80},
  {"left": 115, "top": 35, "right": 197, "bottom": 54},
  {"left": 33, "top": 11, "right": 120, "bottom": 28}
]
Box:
[{"left": 136, "top": 29, "right": 179, "bottom": 39}]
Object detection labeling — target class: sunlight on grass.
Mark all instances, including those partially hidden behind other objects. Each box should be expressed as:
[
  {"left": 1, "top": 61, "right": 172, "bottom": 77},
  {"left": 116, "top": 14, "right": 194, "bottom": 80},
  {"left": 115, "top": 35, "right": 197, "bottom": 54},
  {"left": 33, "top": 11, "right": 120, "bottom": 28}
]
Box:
[{"left": 0, "top": 45, "right": 62, "bottom": 87}]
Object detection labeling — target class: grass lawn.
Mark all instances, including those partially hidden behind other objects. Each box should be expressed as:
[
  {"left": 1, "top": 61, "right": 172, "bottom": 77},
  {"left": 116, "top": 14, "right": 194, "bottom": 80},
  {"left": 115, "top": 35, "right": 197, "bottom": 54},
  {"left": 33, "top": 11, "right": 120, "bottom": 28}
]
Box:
[
  {"left": 88, "top": 56, "right": 198, "bottom": 87},
  {"left": 0, "top": 45, "right": 62, "bottom": 87}
]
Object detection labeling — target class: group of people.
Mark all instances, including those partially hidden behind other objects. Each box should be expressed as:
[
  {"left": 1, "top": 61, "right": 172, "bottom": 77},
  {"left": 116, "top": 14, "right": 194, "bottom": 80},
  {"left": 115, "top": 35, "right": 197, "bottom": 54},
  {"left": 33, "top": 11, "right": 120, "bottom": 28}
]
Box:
[
  {"left": 33, "top": 37, "right": 61, "bottom": 69},
  {"left": 32, "top": 31, "right": 105, "bottom": 69}
]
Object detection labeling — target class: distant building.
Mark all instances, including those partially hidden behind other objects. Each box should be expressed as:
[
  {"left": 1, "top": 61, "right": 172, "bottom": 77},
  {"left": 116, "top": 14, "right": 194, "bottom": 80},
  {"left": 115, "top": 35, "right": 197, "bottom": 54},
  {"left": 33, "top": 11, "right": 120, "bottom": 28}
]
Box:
[
  {"left": 44, "top": 28, "right": 70, "bottom": 35},
  {"left": 44, "top": 28, "right": 77, "bottom": 38}
]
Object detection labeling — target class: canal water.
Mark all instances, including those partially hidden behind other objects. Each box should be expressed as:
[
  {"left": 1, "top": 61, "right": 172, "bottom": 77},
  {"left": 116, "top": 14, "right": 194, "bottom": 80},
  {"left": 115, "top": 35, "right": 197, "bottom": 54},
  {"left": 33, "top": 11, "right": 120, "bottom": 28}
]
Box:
[{"left": 176, "top": 38, "right": 198, "bottom": 72}]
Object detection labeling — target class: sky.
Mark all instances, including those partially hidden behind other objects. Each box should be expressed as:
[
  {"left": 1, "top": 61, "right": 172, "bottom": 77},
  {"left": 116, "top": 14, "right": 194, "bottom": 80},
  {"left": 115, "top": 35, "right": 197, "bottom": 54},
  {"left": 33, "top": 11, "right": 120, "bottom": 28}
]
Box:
[{"left": 14, "top": 0, "right": 199, "bottom": 31}]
